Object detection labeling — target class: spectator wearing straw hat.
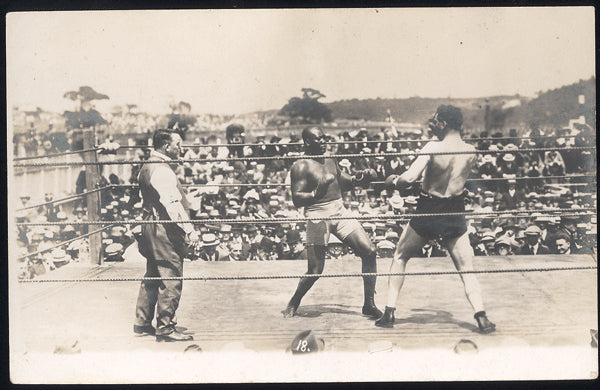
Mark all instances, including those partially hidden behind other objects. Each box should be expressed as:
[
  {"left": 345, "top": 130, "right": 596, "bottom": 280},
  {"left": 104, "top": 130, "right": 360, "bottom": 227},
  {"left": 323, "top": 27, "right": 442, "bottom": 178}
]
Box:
[
  {"left": 498, "top": 152, "right": 519, "bottom": 181},
  {"left": 338, "top": 159, "right": 352, "bottom": 175},
  {"left": 475, "top": 231, "right": 496, "bottom": 256},
  {"left": 477, "top": 154, "right": 500, "bottom": 192},
  {"left": 197, "top": 233, "right": 222, "bottom": 261}
]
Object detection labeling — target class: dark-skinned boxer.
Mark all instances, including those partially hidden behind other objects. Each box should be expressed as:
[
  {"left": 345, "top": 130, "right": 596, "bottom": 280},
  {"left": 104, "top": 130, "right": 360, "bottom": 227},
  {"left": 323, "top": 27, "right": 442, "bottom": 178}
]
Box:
[{"left": 282, "top": 126, "right": 382, "bottom": 319}]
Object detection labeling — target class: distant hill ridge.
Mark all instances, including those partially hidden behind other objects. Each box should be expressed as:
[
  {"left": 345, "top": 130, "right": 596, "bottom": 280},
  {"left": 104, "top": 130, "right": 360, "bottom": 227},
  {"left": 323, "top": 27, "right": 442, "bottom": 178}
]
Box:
[
  {"left": 325, "top": 77, "right": 595, "bottom": 130},
  {"left": 241, "top": 77, "right": 595, "bottom": 131}
]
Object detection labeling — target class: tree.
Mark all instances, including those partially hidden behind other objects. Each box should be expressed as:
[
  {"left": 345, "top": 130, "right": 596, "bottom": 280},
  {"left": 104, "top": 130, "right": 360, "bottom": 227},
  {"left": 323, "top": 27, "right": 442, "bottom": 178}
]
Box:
[
  {"left": 63, "top": 86, "right": 109, "bottom": 103},
  {"left": 279, "top": 88, "right": 333, "bottom": 124},
  {"left": 62, "top": 86, "right": 109, "bottom": 131}
]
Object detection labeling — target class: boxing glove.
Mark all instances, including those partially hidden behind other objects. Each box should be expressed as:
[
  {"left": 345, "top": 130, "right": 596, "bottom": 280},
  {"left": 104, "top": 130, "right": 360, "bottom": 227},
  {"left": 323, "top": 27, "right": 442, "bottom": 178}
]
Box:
[
  {"left": 385, "top": 175, "right": 401, "bottom": 191},
  {"left": 354, "top": 169, "right": 378, "bottom": 188},
  {"left": 313, "top": 173, "right": 335, "bottom": 200}
]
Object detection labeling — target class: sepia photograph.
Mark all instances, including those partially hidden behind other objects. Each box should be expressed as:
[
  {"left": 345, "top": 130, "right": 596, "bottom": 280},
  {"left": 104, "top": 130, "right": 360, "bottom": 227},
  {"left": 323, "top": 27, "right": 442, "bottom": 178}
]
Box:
[{"left": 7, "top": 7, "right": 597, "bottom": 383}]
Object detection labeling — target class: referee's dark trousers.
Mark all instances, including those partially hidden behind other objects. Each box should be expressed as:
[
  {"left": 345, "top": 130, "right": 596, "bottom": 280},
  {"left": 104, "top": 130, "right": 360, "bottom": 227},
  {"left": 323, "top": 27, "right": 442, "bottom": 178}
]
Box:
[{"left": 134, "top": 157, "right": 190, "bottom": 335}]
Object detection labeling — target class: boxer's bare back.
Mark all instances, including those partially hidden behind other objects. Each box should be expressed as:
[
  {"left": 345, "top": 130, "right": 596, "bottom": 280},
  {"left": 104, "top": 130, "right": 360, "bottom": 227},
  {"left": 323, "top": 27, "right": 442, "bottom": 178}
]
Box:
[{"left": 419, "top": 134, "right": 476, "bottom": 197}]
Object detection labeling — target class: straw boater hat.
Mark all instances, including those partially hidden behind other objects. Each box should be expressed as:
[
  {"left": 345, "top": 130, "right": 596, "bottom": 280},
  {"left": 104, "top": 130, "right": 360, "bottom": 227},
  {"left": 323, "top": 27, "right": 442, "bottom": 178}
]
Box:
[
  {"left": 243, "top": 189, "right": 260, "bottom": 201},
  {"left": 377, "top": 240, "right": 396, "bottom": 250},
  {"left": 480, "top": 231, "right": 496, "bottom": 242},
  {"left": 385, "top": 231, "right": 399, "bottom": 240},
  {"left": 481, "top": 155, "right": 495, "bottom": 164},
  {"left": 503, "top": 153, "right": 515, "bottom": 162},
  {"left": 388, "top": 194, "right": 404, "bottom": 210},
  {"left": 494, "top": 236, "right": 513, "bottom": 248},
  {"left": 201, "top": 233, "right": 220, "bottom": 247},
  {"left": 105, "top": 243, "right": 124, "bottom": 261},
  {"left": 339, "top": 159, "right": 351, "bottom": 168},
  {"left": 50, "top": 248, "right": 67, "bottom": 260},
  {"left": 274, "top": 210, "right": 287, "bottom": 218},
  {"left": 404, "top": 196, "right": 418, "bottom": 205}
]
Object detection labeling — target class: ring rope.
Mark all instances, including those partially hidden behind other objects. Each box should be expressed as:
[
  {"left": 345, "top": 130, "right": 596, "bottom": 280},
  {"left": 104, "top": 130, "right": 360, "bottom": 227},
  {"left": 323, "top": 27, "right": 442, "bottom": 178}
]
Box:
[
  {"left": 13, "top": 147, "right": 101, "bottom": 162},
  {"left": 106, "top": 173, "right": 597, "bottom": 189},
  {"left": 16, "top": 265, "right": 598, "bottom": 283},
  {"left": 13, "top": 146, "right": 596, "bottom": 168},
  {"left": 17, "top": 226, "right": 112, "bottom": 260},
  {"left": 15, "top": 208, "right": 597, "bottom": 227},
  {"left": 15, "top": 186, "right": 113, "bottom": 212},
  {"left": 115, "top": 134, "right": 591, "bottom": 150}
]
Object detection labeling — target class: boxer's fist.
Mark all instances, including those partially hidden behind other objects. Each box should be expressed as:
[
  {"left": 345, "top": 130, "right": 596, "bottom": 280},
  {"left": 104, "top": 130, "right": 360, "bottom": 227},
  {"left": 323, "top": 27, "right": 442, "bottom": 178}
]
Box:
[
  {"left": 385, "top": 175, "right": 400, "bottom": 191},
  {"left": 314, "top": 173, "right": 335, "bottom": 200},
  {"left": 354, "top": 169, "right": 378, "bottom": 188}
]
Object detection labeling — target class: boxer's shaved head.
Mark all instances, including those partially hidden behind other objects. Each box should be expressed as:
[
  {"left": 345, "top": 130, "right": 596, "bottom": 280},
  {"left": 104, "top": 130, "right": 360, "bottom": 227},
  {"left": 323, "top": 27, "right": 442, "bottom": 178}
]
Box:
[
  {"left": 302, "top": 126, "right": 322, "bottom": 142},
  {"left": 302, "top": 126, "right": 327, "bottom": 155}
]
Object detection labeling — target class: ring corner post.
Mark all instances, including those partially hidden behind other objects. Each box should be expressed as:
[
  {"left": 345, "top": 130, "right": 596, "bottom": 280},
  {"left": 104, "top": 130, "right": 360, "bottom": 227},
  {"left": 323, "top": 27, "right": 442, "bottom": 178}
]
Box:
[{"left": 83, "top": 129, "right": 103, "bottom": 266}]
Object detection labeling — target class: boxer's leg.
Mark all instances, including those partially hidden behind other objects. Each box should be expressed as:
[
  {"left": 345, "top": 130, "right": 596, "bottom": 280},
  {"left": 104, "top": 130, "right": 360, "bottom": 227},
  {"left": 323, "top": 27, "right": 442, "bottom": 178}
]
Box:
[{"left": 283, "top": 220, "right": 329, "bottom": 317}]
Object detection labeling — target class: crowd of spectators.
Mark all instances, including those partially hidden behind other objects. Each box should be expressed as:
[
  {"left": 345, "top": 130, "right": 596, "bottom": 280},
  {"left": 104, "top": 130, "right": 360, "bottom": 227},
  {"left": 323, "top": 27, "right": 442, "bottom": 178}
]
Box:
[
  {"left": 12, "top": 109, "right": 274, "bottom": 158},
  {"left": 15, "top": 124, "right": 597, "bottom": 280}
]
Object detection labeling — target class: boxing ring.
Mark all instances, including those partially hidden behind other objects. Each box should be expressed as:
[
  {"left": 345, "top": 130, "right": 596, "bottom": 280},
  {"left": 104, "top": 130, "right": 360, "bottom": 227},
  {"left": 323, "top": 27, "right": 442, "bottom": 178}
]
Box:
[{"left": 9, "top": 132, "right": 598, "bottom": 382}]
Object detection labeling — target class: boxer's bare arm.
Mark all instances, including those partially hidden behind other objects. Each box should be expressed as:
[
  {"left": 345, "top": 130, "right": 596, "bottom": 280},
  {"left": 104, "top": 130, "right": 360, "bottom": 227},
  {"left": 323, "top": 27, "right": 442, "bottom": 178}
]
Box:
[
  {"left": 290, "top": 161, "right": 316, "bottom": 208},
  {"left": 338, "top": 170, "right": 355, "bottom": 192},
  {"left": 394, "top": 142, "right": 435, "bottom": 189}
]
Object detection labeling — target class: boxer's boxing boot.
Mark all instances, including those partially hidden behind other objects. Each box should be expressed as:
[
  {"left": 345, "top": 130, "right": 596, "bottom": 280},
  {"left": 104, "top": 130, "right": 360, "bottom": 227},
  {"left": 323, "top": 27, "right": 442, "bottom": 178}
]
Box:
[
  {"left": 375, "top": 306, "right": 396, "bottom": 328},
  {"left": 361, "top": 253, "right": 383, "bottom": 318},
  {"left": 474, "top": 311, "right": 496, "bottom": 334}
]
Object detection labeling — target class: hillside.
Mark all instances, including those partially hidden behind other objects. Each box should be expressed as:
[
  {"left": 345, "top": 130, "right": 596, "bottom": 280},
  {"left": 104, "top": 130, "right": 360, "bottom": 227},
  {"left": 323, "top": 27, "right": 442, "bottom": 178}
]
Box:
[{"left": 323, "top": 77, "right": 595, "bottom": 131}]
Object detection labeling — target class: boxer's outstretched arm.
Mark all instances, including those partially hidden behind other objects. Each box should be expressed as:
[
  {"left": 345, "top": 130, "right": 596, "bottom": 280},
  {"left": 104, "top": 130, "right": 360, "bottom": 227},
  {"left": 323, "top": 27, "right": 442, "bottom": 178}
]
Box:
[{"left": 393, "top": 143, "right": 434, "bottom": 189}]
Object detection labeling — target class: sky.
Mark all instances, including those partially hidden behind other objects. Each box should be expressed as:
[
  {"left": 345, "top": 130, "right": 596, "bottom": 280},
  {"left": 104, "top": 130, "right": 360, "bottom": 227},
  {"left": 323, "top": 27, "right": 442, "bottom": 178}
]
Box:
[{"left": 6, "top": 7, "right": 596, "bottom": 115}]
